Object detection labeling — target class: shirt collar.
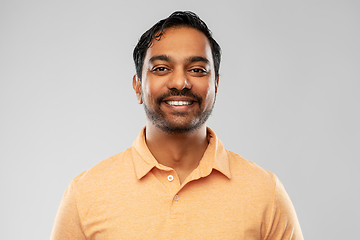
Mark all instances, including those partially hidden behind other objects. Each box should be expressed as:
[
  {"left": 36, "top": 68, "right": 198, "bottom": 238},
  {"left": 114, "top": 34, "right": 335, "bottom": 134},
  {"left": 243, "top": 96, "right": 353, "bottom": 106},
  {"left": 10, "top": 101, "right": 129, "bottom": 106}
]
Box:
[{"left": 131, "top": 127, "right": 231, "bottom": 180}]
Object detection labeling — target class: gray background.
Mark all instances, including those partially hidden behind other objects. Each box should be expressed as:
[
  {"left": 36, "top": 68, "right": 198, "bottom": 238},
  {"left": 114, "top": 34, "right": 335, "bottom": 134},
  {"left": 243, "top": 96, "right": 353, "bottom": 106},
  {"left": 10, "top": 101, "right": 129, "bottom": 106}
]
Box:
[{"left": 1, "top": 0, "right": 359, "bottom": 239}]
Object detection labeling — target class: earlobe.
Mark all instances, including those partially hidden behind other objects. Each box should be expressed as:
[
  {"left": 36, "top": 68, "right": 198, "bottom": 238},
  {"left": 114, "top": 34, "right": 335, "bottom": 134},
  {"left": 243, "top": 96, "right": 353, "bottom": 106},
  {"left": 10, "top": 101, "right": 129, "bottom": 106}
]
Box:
[
  {"left": 132, "top": 75, "right": 143, "bottom": 104},
  {"left": 215, "top": 77, "right": 219, "bottom": 94}
]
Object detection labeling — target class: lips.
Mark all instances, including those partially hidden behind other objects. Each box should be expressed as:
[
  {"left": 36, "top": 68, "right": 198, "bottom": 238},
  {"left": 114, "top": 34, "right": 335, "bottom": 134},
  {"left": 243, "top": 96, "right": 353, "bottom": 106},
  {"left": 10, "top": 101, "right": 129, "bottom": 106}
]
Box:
[{"left": 156, "top": 89, "right": 202, "bottom": 107}]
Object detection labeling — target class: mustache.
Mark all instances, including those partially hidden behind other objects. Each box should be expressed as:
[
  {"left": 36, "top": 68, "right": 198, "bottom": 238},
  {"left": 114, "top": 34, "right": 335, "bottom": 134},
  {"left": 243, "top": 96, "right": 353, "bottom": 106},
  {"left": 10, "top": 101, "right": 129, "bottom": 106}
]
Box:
[{"left": 156, "top": 89, "right": 203, "bottom": 105}]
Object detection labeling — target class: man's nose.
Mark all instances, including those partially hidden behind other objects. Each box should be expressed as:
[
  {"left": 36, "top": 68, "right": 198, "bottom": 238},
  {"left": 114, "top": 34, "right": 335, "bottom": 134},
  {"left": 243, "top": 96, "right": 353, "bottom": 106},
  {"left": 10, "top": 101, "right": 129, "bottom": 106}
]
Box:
[{"left": 166, "top": 69, "right": 192, "bottom": 90}]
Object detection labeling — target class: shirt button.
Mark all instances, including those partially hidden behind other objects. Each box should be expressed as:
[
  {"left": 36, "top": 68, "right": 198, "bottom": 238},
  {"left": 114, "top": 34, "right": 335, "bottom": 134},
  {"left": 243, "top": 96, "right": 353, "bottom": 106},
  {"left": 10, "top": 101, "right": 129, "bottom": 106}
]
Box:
[
  {"left": 174, "top": 195, "right": 179, "bottom": 201},
  {"left": 167, "top": 175, "right": 174, "bottom": 182}
]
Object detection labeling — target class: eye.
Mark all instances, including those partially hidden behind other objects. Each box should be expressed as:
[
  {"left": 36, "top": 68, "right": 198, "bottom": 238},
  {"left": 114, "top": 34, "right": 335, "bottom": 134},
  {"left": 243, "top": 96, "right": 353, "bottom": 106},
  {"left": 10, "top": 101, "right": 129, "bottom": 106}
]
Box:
[
  {"left": 153, "top": 67, "right": 167, "bottom": 72},
  {"left": 151, "top": 66, "right": 171, "bottom": 76},
  {"left": 189, "top": 68, "right": 208, "bottom": 76}
]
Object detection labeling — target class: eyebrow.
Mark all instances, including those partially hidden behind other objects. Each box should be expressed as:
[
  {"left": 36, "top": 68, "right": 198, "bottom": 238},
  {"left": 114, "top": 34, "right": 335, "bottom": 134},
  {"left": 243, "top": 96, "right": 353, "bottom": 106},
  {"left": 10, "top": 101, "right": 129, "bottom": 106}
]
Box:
[
  {"left": 149, "top": 55, "right": 171, "bottom": 64},
  {"left": 148, "top": 55, "right": 210, "bottom": 65},
  {"left": 185, "top": 56, "right": 210, "bottom": 65}
]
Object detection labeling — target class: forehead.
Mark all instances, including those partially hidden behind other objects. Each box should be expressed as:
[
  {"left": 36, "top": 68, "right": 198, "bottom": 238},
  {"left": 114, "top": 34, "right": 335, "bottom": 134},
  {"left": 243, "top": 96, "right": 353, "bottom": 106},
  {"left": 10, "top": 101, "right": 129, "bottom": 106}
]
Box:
[{"left": 144, "top": 27, "right": 213, "bottom": 65}]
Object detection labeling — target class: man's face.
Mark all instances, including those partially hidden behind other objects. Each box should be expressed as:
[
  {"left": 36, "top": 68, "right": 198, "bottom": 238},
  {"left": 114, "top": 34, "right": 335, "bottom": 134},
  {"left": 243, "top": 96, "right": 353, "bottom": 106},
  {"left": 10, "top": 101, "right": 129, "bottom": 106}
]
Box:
[{"left": 133, "top": 27, "right": 218, "bottom": 134}]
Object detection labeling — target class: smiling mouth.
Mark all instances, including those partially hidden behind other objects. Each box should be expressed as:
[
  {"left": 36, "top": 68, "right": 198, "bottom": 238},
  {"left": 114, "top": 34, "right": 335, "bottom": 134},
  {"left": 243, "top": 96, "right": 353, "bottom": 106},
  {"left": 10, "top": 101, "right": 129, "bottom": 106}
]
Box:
[{"left": 165, "top": 100, "right": 194, "bottom": 106}]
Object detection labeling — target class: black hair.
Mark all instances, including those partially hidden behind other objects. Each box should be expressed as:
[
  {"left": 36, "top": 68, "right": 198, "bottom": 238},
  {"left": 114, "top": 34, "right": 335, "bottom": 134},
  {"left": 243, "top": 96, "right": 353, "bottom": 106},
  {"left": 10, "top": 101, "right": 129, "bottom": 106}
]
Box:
[{"left": 133, "top": 11, "right": 221, "bottom": 81}]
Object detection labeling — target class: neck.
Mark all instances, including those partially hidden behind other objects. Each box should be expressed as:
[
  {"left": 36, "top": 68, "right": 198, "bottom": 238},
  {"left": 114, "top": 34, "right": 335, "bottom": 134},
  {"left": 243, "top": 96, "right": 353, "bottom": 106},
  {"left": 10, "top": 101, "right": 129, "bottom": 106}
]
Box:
[{"left": 145, "top": 122, "right": 209, "bottom": 183}]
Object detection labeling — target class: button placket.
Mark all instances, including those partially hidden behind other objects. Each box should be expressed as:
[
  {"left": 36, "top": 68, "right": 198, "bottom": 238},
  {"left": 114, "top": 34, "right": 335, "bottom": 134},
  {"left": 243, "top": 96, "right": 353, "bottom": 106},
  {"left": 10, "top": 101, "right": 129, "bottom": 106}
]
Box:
[{"left": 165, "top": 173, "right": 180, "bottom": 202}]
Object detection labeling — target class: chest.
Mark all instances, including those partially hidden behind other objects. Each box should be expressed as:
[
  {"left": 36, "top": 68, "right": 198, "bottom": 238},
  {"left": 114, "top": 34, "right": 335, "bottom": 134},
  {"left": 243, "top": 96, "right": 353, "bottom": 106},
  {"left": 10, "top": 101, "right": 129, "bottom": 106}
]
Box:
[{"left": 76, "top": 172, "right": 272, "bottom": 240}]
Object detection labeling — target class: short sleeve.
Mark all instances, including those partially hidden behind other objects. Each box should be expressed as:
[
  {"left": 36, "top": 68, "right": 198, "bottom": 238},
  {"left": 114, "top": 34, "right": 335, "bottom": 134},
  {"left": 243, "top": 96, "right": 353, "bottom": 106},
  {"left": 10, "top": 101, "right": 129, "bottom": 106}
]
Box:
[
  {"left": 50, "top": 181, "right": 87, "bottom": 240},
  {"left": 265, "top": 176, "right": 304, "bottom": 240}
]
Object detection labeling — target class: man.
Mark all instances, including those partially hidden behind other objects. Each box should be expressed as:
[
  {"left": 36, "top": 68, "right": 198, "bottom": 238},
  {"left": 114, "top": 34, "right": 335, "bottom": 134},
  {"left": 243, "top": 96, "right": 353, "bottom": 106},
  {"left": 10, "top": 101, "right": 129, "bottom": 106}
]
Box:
[{"left": 51, "top": 11, "right": 303, "bottom": 239}]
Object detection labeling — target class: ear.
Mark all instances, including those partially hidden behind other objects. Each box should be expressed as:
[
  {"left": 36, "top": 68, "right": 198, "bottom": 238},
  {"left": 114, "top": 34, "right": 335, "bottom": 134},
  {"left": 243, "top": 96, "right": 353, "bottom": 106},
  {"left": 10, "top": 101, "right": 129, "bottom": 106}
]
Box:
[
  {"left": 215, "top": 77, "right": 219, "bottom": 94},
  {"left": 132, "top": 75, "right": 143, "bottom": 104}
]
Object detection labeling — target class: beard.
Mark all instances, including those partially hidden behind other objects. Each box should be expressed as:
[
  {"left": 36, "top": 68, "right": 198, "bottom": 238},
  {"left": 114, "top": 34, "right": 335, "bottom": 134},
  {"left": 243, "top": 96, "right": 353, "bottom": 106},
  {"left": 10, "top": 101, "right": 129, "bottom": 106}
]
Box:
[{"left": 142, "top": 89, "right": 215, "bottom": 134}]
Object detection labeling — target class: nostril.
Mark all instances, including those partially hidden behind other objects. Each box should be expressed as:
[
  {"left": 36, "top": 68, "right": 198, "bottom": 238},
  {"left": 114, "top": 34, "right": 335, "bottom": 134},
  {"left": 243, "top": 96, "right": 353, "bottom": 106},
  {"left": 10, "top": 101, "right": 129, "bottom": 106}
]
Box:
[{"left": 183, "top": 79, "right": 192, "bottom": 89}]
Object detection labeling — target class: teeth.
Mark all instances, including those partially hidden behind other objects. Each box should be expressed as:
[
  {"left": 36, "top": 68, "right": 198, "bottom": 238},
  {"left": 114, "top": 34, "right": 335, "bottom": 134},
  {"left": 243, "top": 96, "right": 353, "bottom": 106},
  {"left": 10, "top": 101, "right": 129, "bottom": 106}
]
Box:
[{"left": 166, "top": 100, "right": 192, "bottom": 106}]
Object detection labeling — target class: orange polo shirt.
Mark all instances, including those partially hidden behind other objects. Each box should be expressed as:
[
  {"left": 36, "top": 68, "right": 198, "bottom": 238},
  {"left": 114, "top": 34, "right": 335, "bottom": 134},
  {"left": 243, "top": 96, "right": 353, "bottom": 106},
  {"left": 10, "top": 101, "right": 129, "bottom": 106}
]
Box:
[{"left": 51, "top": 128, "right": 303, "bottom": 239}]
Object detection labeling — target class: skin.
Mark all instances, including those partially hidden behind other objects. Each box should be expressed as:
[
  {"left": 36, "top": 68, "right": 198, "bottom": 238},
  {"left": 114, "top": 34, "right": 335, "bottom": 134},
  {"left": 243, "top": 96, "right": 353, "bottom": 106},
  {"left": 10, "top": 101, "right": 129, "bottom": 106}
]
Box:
[{"left": 133, "top": 27, "right": 219, "bottom": 183}]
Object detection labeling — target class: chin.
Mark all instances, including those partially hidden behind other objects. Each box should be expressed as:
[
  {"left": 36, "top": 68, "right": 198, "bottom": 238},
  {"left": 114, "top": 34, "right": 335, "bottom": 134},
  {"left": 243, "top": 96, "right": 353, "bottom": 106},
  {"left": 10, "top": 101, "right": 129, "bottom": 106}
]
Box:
[{"left": 155, "top": 120, "right": 203, "bottom": 135}]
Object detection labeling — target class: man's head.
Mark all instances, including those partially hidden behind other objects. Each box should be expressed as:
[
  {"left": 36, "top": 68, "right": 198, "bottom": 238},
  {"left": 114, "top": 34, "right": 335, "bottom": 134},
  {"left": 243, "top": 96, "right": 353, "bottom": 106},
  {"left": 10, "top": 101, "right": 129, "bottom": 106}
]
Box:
[
  {"left": 133, "top": 11, "right": 221, "bottom": 81},
  {"left": 132, "top": 11, "right": 221, "bottom": 134}
]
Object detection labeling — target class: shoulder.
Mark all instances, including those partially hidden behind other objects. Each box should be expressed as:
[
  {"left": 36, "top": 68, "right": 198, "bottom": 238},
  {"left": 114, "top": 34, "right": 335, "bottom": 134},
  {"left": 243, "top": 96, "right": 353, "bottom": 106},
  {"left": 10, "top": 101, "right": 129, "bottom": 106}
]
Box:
[
  {"left": 226, "top": 150, "right": 277, "bottom": 189},
  {"left": 71, "top": 147, "right": 135, "bottom": 189}
]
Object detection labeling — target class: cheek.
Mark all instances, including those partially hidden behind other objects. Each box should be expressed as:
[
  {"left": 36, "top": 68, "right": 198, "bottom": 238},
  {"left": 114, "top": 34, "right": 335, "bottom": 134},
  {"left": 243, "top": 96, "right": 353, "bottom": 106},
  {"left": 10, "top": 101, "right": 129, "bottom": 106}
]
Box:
[
  {"left": 141, "top": 86, "right": 153, "bottom": 104},
  {"left": 204, "top": 85, "right": 216, "bottom": 104},
  {"left": 142, "top": 78, "right": 163, "bottom": 103}
]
